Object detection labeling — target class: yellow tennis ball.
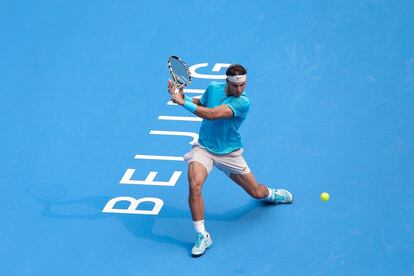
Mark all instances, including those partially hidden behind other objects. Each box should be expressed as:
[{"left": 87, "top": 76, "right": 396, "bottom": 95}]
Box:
[{"left": 320, "top": 192, "right": 330, "bottom": 201}]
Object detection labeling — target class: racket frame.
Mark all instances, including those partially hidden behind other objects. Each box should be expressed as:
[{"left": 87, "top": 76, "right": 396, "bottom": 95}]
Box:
[{"left": 167, "top": 55, "right": 192, "bottom": 87}]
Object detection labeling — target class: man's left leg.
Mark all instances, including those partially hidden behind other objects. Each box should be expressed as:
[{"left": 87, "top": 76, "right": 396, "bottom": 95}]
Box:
[{"left": 229, "top": 172, "right": 293, "bottom": 204}]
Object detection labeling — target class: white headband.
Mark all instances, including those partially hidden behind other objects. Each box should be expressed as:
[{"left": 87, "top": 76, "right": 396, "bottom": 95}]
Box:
[{"left": 227, "top": 74, "right": 247, "bottom": 84}]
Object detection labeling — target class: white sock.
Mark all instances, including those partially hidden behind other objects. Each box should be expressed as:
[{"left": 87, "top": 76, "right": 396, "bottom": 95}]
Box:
[
  {"left": 265, "top": 187, "right": 273, "bottom": 201},
  {"left": 193, "top": 220, "right": 207, "bottom": 235}
]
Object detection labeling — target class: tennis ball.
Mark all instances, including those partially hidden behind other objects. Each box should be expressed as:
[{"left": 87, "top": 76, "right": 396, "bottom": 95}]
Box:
[{"left": 320, "top": 192, "right": 330, "bottom": 202}]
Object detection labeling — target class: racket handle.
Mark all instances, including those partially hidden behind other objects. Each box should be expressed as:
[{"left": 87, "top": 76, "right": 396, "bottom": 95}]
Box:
[{"left": 174, "top": 88, "right": 179, "bottom": 94}]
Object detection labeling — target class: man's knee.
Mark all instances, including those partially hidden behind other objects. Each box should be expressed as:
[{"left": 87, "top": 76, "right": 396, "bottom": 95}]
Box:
[
  {"left": 188, "top": 162, "right": 208, "bottom": 197},
  {"left": 189, "top": 178, "right": 203, "bottom": 197}
]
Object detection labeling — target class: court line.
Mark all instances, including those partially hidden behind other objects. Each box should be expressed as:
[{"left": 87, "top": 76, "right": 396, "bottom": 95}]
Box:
[
  {"left": 134, "top": 154, "right": 184, "bottom": 161},
  {"left": 158, "top": 116, "right": 202, "bottom": 121}
]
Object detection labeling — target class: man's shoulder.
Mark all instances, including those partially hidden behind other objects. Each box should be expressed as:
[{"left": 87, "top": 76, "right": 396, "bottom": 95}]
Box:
[
  {"left": 231, "top": 94, "right": 250, "bottom": 105},
  {"left": 240, "top": 94, "right": 250, "bottom": 102},
  {"left": 225, "top": 95, "right": 250, "bottom": 113}
]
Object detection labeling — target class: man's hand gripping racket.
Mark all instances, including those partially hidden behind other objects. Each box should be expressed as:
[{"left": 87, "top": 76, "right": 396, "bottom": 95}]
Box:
[{"left": 168, "top": 79, "right": 185, "bottom": 105}]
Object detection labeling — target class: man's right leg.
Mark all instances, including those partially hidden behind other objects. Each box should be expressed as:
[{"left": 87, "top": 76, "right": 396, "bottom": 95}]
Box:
[{"left": 188, "top": 161, "right": 213, "bottom": 256}]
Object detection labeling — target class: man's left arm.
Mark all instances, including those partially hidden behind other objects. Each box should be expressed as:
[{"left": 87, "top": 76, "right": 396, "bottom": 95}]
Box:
[
  {"left": 172, "top": 92, "right": 234, "bottom": 120},
  {"left": 193, "top": 104, "right": 233, "bottom": 120}
]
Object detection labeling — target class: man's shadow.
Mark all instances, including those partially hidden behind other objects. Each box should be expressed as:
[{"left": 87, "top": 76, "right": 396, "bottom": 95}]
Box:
[{"left": 27, "top": 183, "right": 268, "bottom": 252}]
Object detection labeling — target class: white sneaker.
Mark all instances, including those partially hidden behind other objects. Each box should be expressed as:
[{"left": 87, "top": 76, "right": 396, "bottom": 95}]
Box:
[
  {"left": 191, "top": 232, "right": 213, "bottom": 256},
  {"left": 268, "top": 188, "right": 293, "bottom": 204}
]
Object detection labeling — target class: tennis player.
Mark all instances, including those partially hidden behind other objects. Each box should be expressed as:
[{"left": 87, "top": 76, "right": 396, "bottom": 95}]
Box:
[{"left": 168, "top": 64, "right": 293, "bottom": 256}]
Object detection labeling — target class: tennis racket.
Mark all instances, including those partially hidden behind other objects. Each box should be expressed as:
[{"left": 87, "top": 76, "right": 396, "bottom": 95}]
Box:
[{"left": 167, "top": 56, "right": 192, "bottom": 94}]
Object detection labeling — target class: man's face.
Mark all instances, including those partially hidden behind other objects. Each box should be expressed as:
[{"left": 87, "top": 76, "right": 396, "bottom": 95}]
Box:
[{"left": 227, "top": 81, "right": 246, "bottom": 97}]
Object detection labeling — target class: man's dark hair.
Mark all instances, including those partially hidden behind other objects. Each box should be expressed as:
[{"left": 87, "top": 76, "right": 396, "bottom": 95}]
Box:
[{"left": 226, "top": 64, "right": 247, "bottom": 76}]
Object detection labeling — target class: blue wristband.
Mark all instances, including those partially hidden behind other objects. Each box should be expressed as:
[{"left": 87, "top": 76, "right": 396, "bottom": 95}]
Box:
[
  {"left": 183, "top": 101, "right": 198, "bottom": 113},
  {"left": 184, "top": 95, "right": 193, "bottom": 102}
]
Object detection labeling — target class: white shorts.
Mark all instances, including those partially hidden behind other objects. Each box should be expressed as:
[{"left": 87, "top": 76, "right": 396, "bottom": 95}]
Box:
[{"left": 183, "top": 142, "right": 251, "bottom": 175}]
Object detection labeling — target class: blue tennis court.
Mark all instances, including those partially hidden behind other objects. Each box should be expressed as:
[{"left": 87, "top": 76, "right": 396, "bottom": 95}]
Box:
[{"left": 1, "top": 1, "right": 414, "bottom": 275}]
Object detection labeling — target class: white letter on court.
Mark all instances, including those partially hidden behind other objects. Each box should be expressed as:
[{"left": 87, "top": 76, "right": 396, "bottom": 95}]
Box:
[
  {"left": 189, "top": 63, "right": 230, "bottom": 79},
  {"left": 102, "top": 196, "right": 163, "bottom": 215},
  {"left": 120, "top": 169, "right": 182, "bottom": 186},
  {"left": 149, "top": 130, "right": 199, "bottom": 145}
]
